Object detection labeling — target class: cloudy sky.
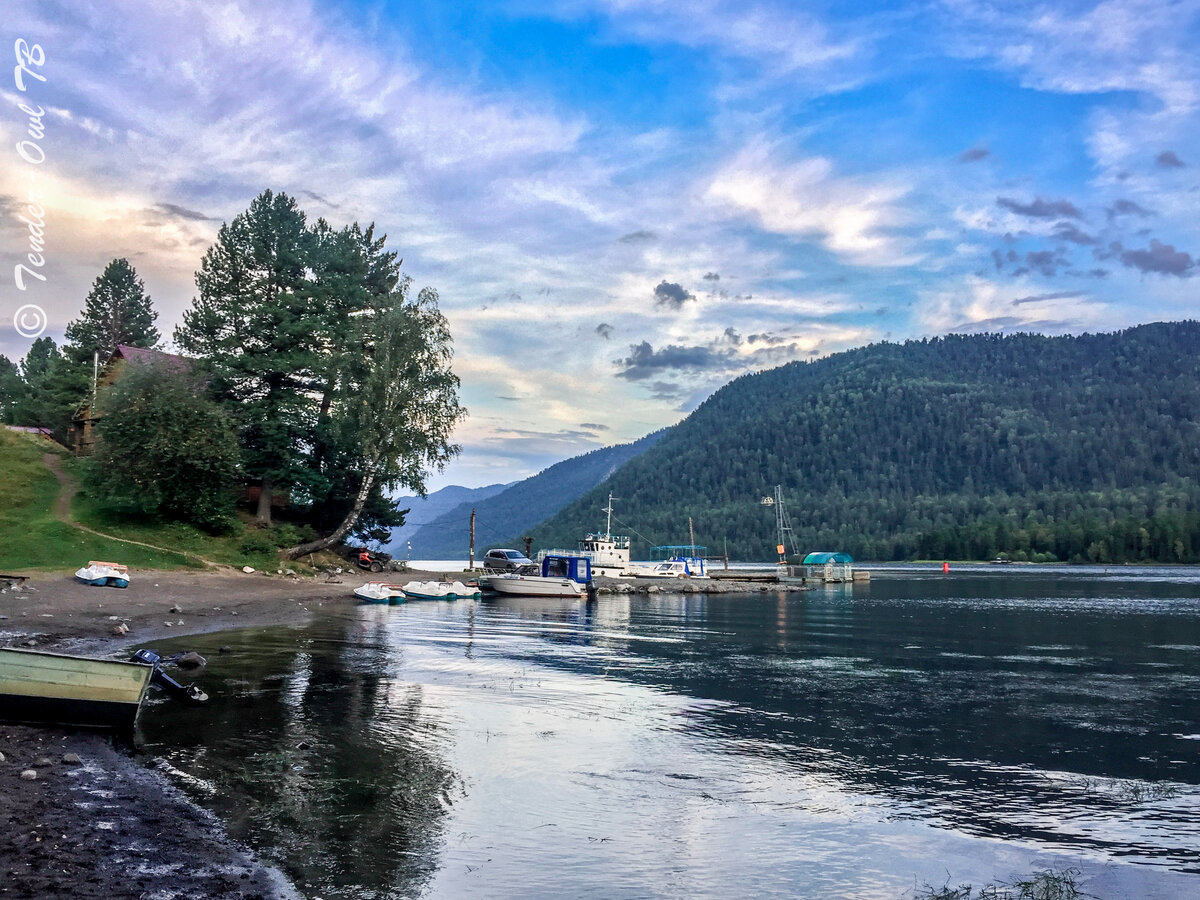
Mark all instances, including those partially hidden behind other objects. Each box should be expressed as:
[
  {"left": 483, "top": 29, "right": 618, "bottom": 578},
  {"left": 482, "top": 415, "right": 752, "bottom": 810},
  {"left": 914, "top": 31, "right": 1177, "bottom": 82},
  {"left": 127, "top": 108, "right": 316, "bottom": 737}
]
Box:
[{"left": 3, "top": 1, "right": 1199, "bottom": 490}]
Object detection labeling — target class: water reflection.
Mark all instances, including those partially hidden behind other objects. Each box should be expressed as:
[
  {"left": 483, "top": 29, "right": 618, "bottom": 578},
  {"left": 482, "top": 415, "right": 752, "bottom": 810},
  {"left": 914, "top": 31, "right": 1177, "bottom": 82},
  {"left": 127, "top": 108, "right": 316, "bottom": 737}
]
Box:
[
  {"left": 143, "top": 568, "right": 1200, "bottom": 897},
  {"left": 142, "top": 616, "right": 458, "bottom": 899}
]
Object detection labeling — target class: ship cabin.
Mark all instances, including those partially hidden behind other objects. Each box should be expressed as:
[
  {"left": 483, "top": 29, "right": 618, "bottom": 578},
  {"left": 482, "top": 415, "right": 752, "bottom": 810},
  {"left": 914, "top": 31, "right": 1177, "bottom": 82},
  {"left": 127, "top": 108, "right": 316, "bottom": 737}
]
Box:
[{"left": 802, "top": 551, "right": 855, "bottom": 583}]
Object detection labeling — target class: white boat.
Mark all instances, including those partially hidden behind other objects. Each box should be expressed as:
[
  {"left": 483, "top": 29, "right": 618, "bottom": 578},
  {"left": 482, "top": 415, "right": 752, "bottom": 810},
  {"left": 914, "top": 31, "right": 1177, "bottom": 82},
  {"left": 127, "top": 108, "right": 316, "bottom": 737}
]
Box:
[
  {"left": 536, "top": 494, "right": 633, "bottom": 577},
  {"left": 486, "top": 555, "right": 596, "bottom": 599},
  {"left": 630, "top": 556, "right": 708, "bottom": 579},
  {"left": 353, "top": 582, "right": 407, "bottom": 603},
  {"left": 74, "top": 561, "right": 130, "bottom": 588},
  {"left": 402, "top": 580, "right": 481, "bottom": 601}
]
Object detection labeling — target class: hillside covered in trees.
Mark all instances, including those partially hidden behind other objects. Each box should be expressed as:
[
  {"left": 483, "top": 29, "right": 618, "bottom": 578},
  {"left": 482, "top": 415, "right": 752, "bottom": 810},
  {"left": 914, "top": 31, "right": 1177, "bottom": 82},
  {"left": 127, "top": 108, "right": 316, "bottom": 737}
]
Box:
[
  {"left": 400, "top": 430, "right": 665, "bottom": 558},
  {"left": 531, "top": 322, "right": 1200, "bottom": 563}
]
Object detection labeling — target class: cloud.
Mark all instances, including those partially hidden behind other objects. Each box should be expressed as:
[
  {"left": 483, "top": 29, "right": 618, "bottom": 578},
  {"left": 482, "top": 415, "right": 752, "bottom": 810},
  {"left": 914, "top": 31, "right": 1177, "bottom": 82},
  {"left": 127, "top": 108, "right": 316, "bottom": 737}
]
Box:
[
  {"left": 1118, "top": 239, "right": 1195, "bottom": 276},
  {"left": 1106, "top": 199, "right": 1153, "bottom": 220},
  {"left": 703, "top": 271, "right": 720, "bottom": 281},
  {"left": 705, "top": 141, "right": 912, "bottom": 265},
  {"left": 595, "top": 323, "right": 613, "bottom": 339},
  {"left": 958, "top": 146, "right": 990, "bottom": 163},
  {"left": 997, "top": 196, "right": 1082, "bottom": 219},
  {"left": 1053, "top": 223, "right": 1096, "bottom": 245},
  {"left": 1012, "top": 290, "right": 1086, "bottom": 306},
  {"left": 1024, "top": 249, "right": 1067, "bottom": 277},
  {"left": 1156, "top": 150, "right": 1187, "bottom": 168},
  {"left": 653, "top": 280, "right": 695, "bottom": 309},
  {"left": 579, "top": 422, "right": 609, "bottom": 431},
  {"left": 156, "top": 202, "right": 217, "bottom": 222},
  {"left": 618, "top": 230, "right": 657, "bottom": 243},
  {"left": 578, "top": 0, "right": 858, "bottom": 75},
  {"left": 615, "top": 341, "right": 734, "bottom": 381}
]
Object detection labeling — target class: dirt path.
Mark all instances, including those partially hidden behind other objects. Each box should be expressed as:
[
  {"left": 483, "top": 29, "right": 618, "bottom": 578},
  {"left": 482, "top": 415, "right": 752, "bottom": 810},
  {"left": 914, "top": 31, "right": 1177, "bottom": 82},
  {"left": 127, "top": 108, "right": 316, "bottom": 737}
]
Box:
[{"left": 41, "top": 452, "right": 220, "bottom": 568}]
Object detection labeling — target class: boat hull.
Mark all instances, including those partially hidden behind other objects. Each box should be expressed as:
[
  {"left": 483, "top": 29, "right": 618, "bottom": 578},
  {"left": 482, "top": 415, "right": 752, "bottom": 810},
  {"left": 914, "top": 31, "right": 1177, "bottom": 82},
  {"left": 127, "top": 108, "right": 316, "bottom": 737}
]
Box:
[
  {"left": 0, "top": 648, "right": 153, "bottom": 730},
  {"left": 486, "top": 575, "right": 585, "bottom": 598}
]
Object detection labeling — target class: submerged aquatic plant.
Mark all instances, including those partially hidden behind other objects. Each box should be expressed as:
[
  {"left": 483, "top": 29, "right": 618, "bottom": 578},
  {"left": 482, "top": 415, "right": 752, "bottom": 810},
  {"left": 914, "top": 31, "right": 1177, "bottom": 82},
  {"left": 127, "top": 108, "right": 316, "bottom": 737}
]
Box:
[{"left": 912, "top": 867, "right": 1088, "bottom": 900}]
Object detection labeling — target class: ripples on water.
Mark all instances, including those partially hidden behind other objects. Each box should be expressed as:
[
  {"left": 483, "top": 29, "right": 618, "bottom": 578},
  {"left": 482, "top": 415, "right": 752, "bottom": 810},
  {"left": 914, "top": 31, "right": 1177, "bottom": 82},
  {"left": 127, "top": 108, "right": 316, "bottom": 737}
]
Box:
[{"left": 141, "top": 567, "right": 1200, "bottom": 898}]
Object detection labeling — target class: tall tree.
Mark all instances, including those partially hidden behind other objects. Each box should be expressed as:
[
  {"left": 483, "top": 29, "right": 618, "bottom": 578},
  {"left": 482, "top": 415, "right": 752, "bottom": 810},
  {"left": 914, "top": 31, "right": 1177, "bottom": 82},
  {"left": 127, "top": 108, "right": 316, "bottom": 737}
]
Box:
[
  {"left": 286, "top": 284, "right": 464, "bottom": 558},
  {"left": 0, "top": 355, "right": 25, "bottom": 424},
  {"left": 175, "top": 190, "right": 316, "bottom": 524},
  {"left": 64, "top": 258, "right": 160, "bottom": 363},
  {"left": 10, "top": 338, "right": 87, "bottom": 441},
  {"left": 85, "top": 359, "right": 240, "bottom": 531}
]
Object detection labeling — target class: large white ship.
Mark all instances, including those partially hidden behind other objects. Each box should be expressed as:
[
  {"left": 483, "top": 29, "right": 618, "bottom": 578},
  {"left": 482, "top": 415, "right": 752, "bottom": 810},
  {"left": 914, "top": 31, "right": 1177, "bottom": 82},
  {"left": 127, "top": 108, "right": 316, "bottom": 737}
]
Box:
[{"left": 537, "top": 494, "right": 632, "bottom": 577}]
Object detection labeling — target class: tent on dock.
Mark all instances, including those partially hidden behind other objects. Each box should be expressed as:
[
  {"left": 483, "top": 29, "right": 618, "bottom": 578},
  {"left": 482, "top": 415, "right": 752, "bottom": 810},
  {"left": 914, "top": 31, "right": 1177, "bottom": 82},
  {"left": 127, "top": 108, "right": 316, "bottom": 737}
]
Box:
[{"left": 802, "top": 551, "right": 855, "bottom": 583}]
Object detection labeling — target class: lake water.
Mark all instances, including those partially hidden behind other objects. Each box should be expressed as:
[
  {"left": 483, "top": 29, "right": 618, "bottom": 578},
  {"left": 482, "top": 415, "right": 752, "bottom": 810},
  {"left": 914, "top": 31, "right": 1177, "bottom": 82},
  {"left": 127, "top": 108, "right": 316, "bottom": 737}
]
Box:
[{"left": 140, "top": 567, "right": 1200, "bottom": 898}]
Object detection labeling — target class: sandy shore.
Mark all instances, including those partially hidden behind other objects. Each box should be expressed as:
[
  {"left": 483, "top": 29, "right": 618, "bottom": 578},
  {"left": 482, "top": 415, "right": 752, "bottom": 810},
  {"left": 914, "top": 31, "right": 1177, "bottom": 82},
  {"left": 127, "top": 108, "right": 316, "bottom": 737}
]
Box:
[{"left": 0, "top": 567, "right": 377, "bottom": 900}]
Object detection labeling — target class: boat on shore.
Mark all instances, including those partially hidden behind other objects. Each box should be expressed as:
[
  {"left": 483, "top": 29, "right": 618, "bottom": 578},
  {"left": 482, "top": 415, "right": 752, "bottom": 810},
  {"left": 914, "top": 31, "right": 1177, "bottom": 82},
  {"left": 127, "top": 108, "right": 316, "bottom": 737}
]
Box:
[
  {"left": 0, "top": 647, "right": 205, "bottom": 730},
  {"left": 402, "top": 580, "right": 481, "bottom": 601},
  {"left": 75, "top": 561, "right": 130, "bottom": 588},
  {"left": 353, "top": 582, "right": 407, "bottom": 603},
  {"left": 486, "top": 554, "right": 596, "bottom": 599}
]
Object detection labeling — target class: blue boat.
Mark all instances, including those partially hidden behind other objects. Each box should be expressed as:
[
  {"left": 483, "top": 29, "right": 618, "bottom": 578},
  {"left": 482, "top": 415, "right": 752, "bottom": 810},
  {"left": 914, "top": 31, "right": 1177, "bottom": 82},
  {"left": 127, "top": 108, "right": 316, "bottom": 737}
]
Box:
[{"left": 75, "top": 561, "right": 130, "bottom": 588}]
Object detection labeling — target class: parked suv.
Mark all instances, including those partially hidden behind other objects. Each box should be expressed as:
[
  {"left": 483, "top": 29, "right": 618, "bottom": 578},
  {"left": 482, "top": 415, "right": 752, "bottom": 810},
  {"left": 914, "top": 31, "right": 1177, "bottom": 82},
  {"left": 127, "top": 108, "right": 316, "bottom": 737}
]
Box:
[{"left": 484, "top": 548, "right": 534, "bottom": 572}]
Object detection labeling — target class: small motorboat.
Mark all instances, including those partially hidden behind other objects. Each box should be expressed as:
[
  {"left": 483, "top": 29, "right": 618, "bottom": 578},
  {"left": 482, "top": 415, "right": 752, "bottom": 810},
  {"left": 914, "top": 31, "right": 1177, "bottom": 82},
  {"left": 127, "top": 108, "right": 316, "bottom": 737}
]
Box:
[
  {"left": 0, "top": 647, "right": 206, "bottom": 731},
  {"left": 75, "top": 560, "right": 130, "bottom": 588},
  {"left": 485, "top": 555, "right": 597, "bottom": 599},
  {"left": 402, "top": 580, "right": 481, "bottom": 601},
  {"left": 353, "top": 582, "right": 407, "bottom": 603}
]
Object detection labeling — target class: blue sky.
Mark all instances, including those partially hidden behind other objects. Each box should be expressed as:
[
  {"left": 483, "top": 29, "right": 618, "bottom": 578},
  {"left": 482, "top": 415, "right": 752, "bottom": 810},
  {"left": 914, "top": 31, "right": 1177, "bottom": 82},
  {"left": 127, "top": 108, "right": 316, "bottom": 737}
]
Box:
[{"left": 3, "top": 0, "right": 1199, "bottom": 490}]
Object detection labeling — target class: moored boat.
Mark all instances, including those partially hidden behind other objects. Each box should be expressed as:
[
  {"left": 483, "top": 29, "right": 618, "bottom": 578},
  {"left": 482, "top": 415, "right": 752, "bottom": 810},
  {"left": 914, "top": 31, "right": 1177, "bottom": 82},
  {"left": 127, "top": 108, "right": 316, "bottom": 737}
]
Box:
[
  {"left": 486, "top": 554, "right": 596, "bottom": 599},
  {"left": 75, "top": 560, "right": 130, "bottom": 588},
  {"left": 630, "top": 556, "right": 708, "bottom": 578},
  {"left": 536, "top": 494, "right": 632, "bottom": 577},
  {"left": 0, "top": 647, "right": 154, "bottom": 730},
  {"left": 402, "top": 580, "right": 481, "bottom": 601},
  {"left": 353, "top": 582, "right": 407, "bottom": 603}
]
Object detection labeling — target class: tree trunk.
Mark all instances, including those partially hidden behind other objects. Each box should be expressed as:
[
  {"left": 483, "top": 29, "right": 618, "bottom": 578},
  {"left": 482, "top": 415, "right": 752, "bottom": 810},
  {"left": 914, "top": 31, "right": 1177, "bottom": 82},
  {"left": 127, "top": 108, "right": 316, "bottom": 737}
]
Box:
[
  {"left": 256, "top": 478, "right": 273, "bottom": 526},
  {"left": 285, "top": 467, "right": 377, "bottom": 559}
]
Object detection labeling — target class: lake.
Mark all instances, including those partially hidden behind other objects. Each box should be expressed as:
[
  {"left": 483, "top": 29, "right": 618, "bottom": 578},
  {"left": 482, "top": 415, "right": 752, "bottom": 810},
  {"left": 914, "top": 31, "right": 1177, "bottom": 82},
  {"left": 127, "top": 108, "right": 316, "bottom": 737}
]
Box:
[{"left": 140, "top": 566, "right": 1200, "bottom": 898}]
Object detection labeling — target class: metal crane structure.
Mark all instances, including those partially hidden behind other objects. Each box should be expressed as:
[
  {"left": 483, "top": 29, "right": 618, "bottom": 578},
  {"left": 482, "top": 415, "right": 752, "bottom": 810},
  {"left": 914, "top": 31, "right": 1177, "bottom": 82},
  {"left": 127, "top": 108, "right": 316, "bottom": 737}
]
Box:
[{"left": 761, "top": 485, "right": 798, "bottom": 565}]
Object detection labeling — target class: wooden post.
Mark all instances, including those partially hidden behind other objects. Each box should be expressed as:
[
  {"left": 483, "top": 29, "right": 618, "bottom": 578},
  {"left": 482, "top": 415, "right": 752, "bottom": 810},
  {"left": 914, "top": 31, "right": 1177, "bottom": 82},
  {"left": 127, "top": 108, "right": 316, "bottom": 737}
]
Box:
[{"left": 469, "top": 508, "right": 476, "bottom": 569}]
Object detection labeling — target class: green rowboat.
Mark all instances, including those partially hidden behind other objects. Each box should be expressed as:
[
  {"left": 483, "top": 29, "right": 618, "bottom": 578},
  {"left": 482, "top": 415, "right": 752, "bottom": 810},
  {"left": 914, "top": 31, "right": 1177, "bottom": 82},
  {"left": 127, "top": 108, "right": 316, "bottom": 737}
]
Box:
[{"left": 0, "top": 648, "right": 154, "bottom": 730}]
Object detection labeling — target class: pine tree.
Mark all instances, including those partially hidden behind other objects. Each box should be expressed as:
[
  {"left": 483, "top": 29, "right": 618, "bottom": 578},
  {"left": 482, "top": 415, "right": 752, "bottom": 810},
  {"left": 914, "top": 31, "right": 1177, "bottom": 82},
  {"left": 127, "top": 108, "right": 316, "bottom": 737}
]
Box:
[
  {"left": 64, "top": 258, "right": 160, "bottom": 363},
  {"left": 174, "top": 190, "right": 315, "bottom": 525}
]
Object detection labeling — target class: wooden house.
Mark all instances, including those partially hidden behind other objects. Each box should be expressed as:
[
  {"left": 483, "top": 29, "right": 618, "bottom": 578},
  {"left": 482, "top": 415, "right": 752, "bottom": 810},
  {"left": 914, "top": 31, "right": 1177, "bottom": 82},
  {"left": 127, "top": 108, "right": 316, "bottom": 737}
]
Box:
[{"left": 69, "top": 344, "right": 195, "bottom": 455}]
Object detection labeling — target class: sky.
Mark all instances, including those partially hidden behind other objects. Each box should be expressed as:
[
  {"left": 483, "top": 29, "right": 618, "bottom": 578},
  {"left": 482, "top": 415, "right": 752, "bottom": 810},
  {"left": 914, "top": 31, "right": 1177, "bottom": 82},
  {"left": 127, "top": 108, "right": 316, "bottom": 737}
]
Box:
[{"left": 3, "top": 0, "right": 1199, "bottom": 491}]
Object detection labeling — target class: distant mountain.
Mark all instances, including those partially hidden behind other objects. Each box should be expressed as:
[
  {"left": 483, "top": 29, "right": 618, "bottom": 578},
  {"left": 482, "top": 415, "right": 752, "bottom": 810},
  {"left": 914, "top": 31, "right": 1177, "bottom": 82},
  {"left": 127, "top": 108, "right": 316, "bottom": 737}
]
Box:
[
  {"left": 400, "top": 430, "right": 666, "bottom": 558},
  {"left": 533, "top": 322, "right": 1200, "bottom": 564},
  {"left": 383, "top": 482, "right": 512, "bottom": 557}
]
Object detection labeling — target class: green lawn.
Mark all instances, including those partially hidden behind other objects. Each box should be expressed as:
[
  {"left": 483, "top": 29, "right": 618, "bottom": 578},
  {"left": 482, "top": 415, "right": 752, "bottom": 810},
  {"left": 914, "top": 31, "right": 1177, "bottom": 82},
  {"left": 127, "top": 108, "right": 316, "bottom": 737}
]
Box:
[{"left": 0, "top": 429, "right": 290, "bottom": 573}]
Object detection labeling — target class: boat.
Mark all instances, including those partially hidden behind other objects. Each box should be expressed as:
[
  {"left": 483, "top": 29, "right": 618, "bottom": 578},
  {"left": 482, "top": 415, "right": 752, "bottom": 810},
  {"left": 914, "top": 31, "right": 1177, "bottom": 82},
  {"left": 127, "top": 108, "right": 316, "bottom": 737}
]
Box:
[
  {"left": 402, "top": 580, "right": 481, "bottom": 601},
  {"left": 535, "top": 494, "right": 633, "bottom": 577},
  {"left": 353, "top": 582, "right": 407, "bottom": 603},
  {"left": 74, "top": 560, "right": 130, "bottom": 588},
  {"left": 631, "top": 556, "right": 709, "bottom": 578},
  {"left": 0, "top": 648, "right": 153, "bottom": 729},
  {"left": 486, "top": 554, "right": 596, "bottom": 599}
]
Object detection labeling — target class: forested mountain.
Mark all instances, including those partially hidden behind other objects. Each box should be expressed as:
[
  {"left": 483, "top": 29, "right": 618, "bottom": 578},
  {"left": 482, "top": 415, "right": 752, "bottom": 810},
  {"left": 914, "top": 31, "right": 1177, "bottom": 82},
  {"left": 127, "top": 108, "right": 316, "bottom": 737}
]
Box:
[
  {"left": 400, "top": 430, "right": 665, "bottom": 558},
  {"left": 531, "top": 322, "right": 1200, "bottom": 563},
  {"left": 400, "top": 429, "right": 667, "bottom": 556},
  {"left": 383, "top": 482, "right": 513, "bottom": 557}
]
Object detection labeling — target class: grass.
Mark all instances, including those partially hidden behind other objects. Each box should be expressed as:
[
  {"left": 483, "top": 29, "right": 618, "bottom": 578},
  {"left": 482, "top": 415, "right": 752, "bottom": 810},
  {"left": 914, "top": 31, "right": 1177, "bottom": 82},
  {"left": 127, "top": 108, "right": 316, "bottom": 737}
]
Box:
[
  {"left": 0, "top": 430, "right": 195, "bottom": 572},
  {"left": 914, "top": 868, "right": 1088, "bottom": 900},
  {"left": 0, "top": 429, "right": 308, "bottom": 574}
]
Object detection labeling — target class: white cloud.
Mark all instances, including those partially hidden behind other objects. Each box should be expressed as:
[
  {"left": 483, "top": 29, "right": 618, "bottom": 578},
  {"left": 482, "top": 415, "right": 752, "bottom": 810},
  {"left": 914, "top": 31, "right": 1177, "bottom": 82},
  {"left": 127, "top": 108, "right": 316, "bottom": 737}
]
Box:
[{"left": 704, "top": 141, "right": 915, "bottom": 265}]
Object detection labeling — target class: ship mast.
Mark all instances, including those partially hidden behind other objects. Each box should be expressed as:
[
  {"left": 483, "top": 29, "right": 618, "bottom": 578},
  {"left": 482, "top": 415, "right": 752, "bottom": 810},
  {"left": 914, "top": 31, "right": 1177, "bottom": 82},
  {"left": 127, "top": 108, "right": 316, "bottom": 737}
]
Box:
[{"left": 603, "top": 492, "right": 617, "bottom": 540}]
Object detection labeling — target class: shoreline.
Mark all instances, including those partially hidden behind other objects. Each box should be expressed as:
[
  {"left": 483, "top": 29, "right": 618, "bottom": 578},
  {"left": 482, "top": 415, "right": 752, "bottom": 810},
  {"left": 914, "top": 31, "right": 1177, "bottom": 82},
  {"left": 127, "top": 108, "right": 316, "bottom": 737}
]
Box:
[
  {"left": 1, "top": 567, "right": 370, "bottom": 900},
  {"left": 0, "top": 566, "right": 805, "bottom": 898}
]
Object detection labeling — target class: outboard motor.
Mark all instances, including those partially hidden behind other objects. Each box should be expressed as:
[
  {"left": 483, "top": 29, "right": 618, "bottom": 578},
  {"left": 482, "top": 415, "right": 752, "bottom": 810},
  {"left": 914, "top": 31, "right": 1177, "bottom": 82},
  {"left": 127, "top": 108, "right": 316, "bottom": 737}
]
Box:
[{"left": 131, "top": 648, "right": 209, "bottom": 705}]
